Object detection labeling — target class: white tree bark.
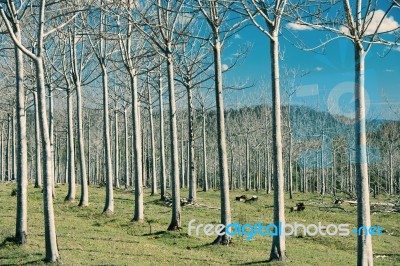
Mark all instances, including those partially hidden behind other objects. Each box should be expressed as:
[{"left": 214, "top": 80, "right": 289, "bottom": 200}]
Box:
[
  {"left": 269, "top": 33, "right": 286, "bottom": 261},
  {"left": 212, "top": 32, "right": 231, "bottom": 245},
  {"left": 114, "top": 110, "right": 120, "bottom": 189},
  {"left": 148, "top": 85, "right": 157, "bottom": 195},
  {"left": 130, "top": 69, "right": 143, "bottom": 221},
  {"left": 202, "top": 107, "right": 208, "bottom": 192},
  {"left": 166, "top": 41, "right": 181, "bottom": 230},
  {"left": 101, "top": 64, "right": 114, "bottom": 214},
  {"left": 33, "top": 91, "right": 42, "bottom": 188},
  {"left": 187, "top": 85, "right": 197, "bottom": 202},
  {"left": 159, "top": 75, "right": 167, "bottom": 199},
  {"left": 124, "top": 108, "right": 130, "bottom": 188},
  {"left": 354, "top": 45, "right": 373, "bottom": 265},
  {"left": 74, "top": 60, "right": 88, "bottom": 206},
  {"left": 65, "top": 85, "right": 76, "bottom": 202},
  {"left": 14, "top": 24, "right": 28, "bottom": 244}
]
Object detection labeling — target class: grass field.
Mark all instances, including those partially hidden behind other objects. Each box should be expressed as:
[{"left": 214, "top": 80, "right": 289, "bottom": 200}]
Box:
[{"left": 0, "top": 183, "right": 399, "bottom": 265}]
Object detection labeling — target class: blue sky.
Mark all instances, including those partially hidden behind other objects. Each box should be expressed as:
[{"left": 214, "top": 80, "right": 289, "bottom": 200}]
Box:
[{"left": 222, "top": 5, "right": 400, "bottom": 121}]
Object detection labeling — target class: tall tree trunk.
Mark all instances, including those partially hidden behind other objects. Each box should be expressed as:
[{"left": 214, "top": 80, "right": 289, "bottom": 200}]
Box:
[
  {"left": 148, "top": 86, "right": 157, "bottom": 195},
  {"left": 87, "top": 115, "right": 91, "bottom": 186},
  {"left": 14, "top": 28, "right": 28, "bottom": 244},
  {"left": 389, "top": 148, "right": 393, "bottom": 195},
  {"left": 181, "top": 122, "right": 185, "bottom": 189},
  {"left": 36, "top": 54, "right": 60, "bottom": 262},
  {"left": 202, "top": 108, "right": 208, "bottom": 192},
  {"left": 5, "top": 116, "right": 9, "bottom": 182},
  {"left": 130, "top": 69, "right": 143, "bottom": 221},
  {"left": 212, "top": 32, "right": 231, "bottom": 245},
  {"left": 288, "top": 103, "right": 293, "bottom": 199},
  {"left": 354, "top": 46, "right": 373, "bottom": 266},
  {"left": 187, "top": 86, "right": 196, "bottom": 202},
  {"left": 124, "top": 108, "right": 130, "bottom": 188},
  {"left": 245, "top": 135, "right": 249, "bottom": 191},
  {"left": 332, "top": 150, "right": 336, "bottom": 196},
  {"left": 34, "top": 92, "right": 42, "bottom": 188},
  {"left": 65, "top": 131, "right": 68, "bottom": 184},
  {"left": 159, "top": 75, "right": 167, "bottom": 199},
  {"left": 0, "top": 126, "right": 3, "bottom": 182},
  {"left": 230, "top": 147, "right": 235, "bottom": 190},
  {"left": 166, "top": 42, "right": 181, "bottom": 231},
  {"left": 65, "top": 86, "right": 76, "bottom": 202},
  {"left": 48, "top": 86, "right": 56, "bottom": 196},
  {"left": 269, "top": 34, "right": 286, "bottom": 261},
  {"left": 12, "top": 110, "right": 16, "bottom": 181},
  {"left": 320, "top": 131, "right": 325, "bottom": 195},
  {"left": 77, "top": 81, "right": 88, "bottom": 206},
  {"left": 114, "top": 110, "right": 120, "bottom": 189},
  {"left": 101, "top": 65, "right": 114, "bottom": 214},
  {"left": 56, "top": 134, "right": 60, "bottom": 184}
]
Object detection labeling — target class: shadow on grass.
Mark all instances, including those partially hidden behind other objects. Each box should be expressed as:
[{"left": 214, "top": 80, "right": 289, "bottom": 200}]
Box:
[
  {"left": 146, "top": 199, "right": 168, "bottom": 206},
  {"left": 143, "top": 230, "right": 167, "bottom": 237},
  {"left": 19, "top": 259, "right": 45, "bottom": 265},
  {"left": 0, "top": 236, "right": 15, "bottom": 249},
  {"left": 236, "top": 260, "right": 270, "bottom": 265},
  {"left": 188, "top": 242, "right": 215, "bottom": 249}
]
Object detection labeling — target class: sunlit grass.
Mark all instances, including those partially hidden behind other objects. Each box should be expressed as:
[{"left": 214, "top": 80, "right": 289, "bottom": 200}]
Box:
[{"left": 0, "top": 183, "right": 398, "bottom": 265}]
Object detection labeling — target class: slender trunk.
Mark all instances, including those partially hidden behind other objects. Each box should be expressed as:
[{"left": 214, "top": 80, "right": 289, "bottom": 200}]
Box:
[
  {"left": 187, "top": 86, "right": 196, "bottom": 202},
  {"left": 269, "top": 34, "right": 286, "bottom": 261},
  {"left": 148, "top": 87, "right": 157, "bottom": 195},
  {"left": 5, "top": 115, "right": 10, "bottom": 182},
  {"left": 36, "top": 54, "right": 60, "bottom": 262},
  {"left": 48, "top": 87, "right": 56, "bottom": 197},
  {"left": 114, "top": 110, "right": 120, "bottom": 188},
  {"left": 130, "top": 69, "right": 143, "bottom": 221},
  {"left": 212, "top": 32, "right": 231, "bottom": 244},
  {"left": 0, "top": 126, "right": 3, "bottom": 182},
  {"left": 354, "top": 46, "right": 373, "bottom": 266},
  {"left": 124, "top": 109, "right": 130, "bottom": 188},
  {"left": 202, "top": 109, "right": 208, "bottom": 192},
  {"left": 245, "top": 135, "right": 249, "bottom": 191},
  {"left": 332, "top": 150, "right": 336, "bottom": 195},
  {"left": 77, "top": 81, "right": 88, "bottom": 206},
  {"left": 12, "top": 110, "right": 16, "bottom": 181},
  {"left": 181, "top": 122, "right": 185, "bottom": 189},
  {"left": 159, "top": 76, "right": 167, "bottom": 199},
  {"left": 166, "top": 42, "right": 181, "bottom": 231},
  {"left": 230, "top": 147, "right": 234, "bottom": 190},
  {"left": 389, "top": 148, "right": 393, "bottom": 195},
  {"left": 142, "top": 124, "right": 146, "bottom": 188},
  {"left": 320, "top": 131, "right": 325, "bottom": 195},
  {"left": 101, "top": 65, "right": 114, "bottom": 214},
  {"left": 14, "top": 29, "right": 28, "bottom": 244},
  {"left": 266, "top": 146, "right": 271, "bottom": 194},
  {"left": 289, "top": 133, "right": 293, "bottom": 199},
  {"left": 34, "top": 92, "right": 42, "bottom": 188},
  {"left": 65, "top": 86, "right": 76, "bottom": 202},
  {"left": 87, "top": 116, "right": 91, "bottom": 186},
  {"left": 65, "top": 131, "right": 68, "bottom": 184},
  {"left": 56, "top": 134, "right": 60, "bottom": 184}
]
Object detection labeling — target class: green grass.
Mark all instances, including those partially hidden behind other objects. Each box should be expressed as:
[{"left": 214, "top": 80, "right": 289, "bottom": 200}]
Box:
[{"left": 0, "top": 183, "right": 399, "bottom": 265}]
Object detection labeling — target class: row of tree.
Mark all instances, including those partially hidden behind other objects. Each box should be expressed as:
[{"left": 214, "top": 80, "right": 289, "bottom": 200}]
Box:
[{"left": 0, "top": 0, "right": 398, "bottom": 263}]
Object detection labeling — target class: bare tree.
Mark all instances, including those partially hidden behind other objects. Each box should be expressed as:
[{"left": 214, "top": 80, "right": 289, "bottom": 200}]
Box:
[
  {"left": 0, "top": 2, "right": 28, "bottom": 244},
  {"left": 196, "top": 0, "right": 244, "bottom": 244},
  {"left": 0, "top": 0, "right": 80, "bottom": 260},
  {"left": 289, "top": 1, "right": 399, "bottom": 263},
  {"left": 88, "top": 3, "right": 115, "bottom": 214},
  {"left": 240, "top": 0, "right": 287, "bottom": 259},
  {"left": 132, "top": 0, "right": 195, "bottom": 230}
]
